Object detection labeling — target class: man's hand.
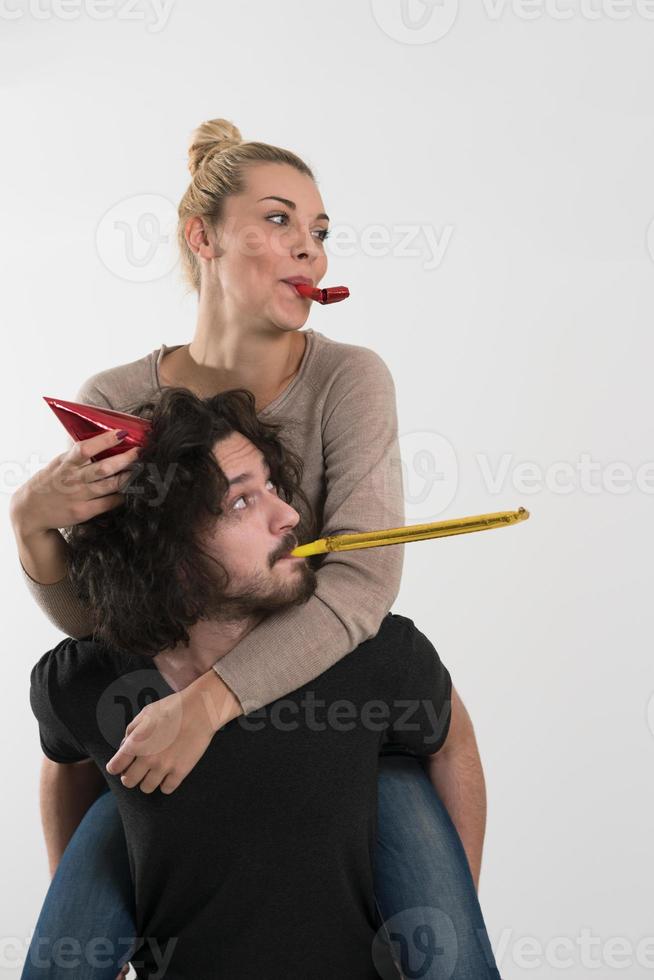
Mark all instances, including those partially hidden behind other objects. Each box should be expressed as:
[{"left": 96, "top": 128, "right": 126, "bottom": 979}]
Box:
[{"left": 105, "top": 669, "right": 242, "bottom": 794}]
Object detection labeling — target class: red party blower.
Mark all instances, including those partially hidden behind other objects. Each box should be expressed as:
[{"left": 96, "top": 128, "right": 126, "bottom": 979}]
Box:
[
  {"left": 44, "top": 397, "right": 151, "bottom": 463},
  {"left": 292, "top": 282, "right": 350, "bottom": 304}
]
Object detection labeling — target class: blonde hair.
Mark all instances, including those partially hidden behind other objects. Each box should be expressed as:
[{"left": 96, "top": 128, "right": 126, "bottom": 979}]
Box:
[{"left": 177, "top": 118, "right": 315, "bottom": 295}]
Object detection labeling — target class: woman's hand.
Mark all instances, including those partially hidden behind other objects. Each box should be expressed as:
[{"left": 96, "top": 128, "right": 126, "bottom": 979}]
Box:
[
  {"left": 11, "top": 427, "right": 141, "bottom": 540},
  {"left": 105, "top": 670, "right": 242, "bottom": 794}
]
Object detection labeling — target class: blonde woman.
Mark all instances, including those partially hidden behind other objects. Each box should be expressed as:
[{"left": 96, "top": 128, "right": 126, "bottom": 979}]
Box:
[{"left": 14, "top": 120, "right": 499, "bottom": 979}]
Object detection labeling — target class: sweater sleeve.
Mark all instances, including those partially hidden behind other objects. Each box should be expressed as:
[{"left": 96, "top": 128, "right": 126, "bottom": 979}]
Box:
[
  {"left": 212, "top": 347, "right": 407, "bottom": 713},
  {"left": 16, "top": 376, "right": 113, "bottom": 639}
]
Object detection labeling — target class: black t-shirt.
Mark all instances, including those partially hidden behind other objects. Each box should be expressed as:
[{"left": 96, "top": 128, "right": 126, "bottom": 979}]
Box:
[{"left": 29, "top": 612, "right": 452, "bottom": 980}]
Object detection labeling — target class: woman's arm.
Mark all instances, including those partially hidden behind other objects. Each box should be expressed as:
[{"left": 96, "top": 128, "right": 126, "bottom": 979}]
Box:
[
  {"left": 213, "top": 346, "right": 406, "bottom": 712},
  {"left": 107, "top": 347, "right": 407, "bottom": 791},
  {"left": 12, "top": 390, "right": 139, "bottom": 638}
]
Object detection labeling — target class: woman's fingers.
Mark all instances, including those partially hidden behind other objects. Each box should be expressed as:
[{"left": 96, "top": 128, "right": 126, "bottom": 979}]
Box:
[
  {"left": 118, "top": 757, "right": 153, "bottom": 789},
  {"left": 66, "top": 427, "right": 129, "bottom": 466},
  {"left": 80, "top": 447, "right": 142, "bottom": 493}
]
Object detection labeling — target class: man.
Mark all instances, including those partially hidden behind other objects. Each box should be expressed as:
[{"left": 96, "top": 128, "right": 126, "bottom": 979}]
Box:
[{"left": 29, "top": 386, "right": 468, "bottom": 979}]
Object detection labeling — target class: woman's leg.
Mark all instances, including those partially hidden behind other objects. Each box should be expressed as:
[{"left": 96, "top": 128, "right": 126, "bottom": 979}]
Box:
[
  {"left": 373, "top": 754, "right": 501, "bottom": 980},
  {"left": 22, "top": 786, "right": 137, "bottom": 980}
]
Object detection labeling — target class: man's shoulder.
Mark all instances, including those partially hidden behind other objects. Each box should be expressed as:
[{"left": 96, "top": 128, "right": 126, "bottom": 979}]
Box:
[
  {"left": 329, "top": 613, "right": 423, "bottom": 681},
  {"left": 365, "top": 612, "right": 422, "bottom": 654},
  {"left": 352, "top": 612, "right": 446, "bottom": 684},
  {"left": 30, "top": 636, "right": 118, "bottom": 699}
]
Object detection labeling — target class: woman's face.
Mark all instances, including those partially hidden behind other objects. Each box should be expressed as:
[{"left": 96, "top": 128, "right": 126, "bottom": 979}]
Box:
[{"left": 192, "top": 162, "right": 330, "bottom": 331}]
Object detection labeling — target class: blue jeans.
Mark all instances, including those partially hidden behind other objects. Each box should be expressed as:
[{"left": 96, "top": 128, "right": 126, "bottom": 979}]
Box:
[{"left": 22, "top": 756, "right": 499, "bottom": 979}]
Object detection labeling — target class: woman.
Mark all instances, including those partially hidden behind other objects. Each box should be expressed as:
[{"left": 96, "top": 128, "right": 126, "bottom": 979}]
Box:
[{"left": 13, "top": 119, "right": 499, "bottom": 979}]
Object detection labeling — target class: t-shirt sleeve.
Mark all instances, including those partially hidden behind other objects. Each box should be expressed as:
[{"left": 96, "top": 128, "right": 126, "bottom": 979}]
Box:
[
  {"left": 384, "top": 617, "right": 453, "bottom": 757},
  {"left": 212, "top": 346, "right": 407, "bottom": 713},
  {"left": 29, "top": 640, "right": 90, "bottom": 764}
]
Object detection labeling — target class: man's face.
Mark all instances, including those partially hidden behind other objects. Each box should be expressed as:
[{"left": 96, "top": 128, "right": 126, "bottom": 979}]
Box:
[{"left": 200, "top": 431, "right": 317, "bottom": 618}]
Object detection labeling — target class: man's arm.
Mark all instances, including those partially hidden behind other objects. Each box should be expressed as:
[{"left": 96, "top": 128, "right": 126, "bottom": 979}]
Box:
[
  {"left": 38, "top": 756, "right": 107, "bottom": 877},
  {"left": 423, "top": 685, "right": 487, "bottom": 892}
]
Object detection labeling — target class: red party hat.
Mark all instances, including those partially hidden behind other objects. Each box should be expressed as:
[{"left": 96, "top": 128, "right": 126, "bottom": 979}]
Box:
[{"left": 44, "top": 397, "right": 152, "bottom": 462}]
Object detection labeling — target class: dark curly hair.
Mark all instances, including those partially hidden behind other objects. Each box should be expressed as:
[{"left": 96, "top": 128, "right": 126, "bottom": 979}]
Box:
[{"left": 66, "top": 386, "right": 316, "bottom": 656}]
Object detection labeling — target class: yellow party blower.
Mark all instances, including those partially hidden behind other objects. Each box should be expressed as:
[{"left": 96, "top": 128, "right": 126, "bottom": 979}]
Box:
[{"left": 289, "top": 507, "right": 530, "bottom": 558}]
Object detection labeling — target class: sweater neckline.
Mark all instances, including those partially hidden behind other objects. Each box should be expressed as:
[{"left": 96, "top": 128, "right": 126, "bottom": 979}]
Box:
[{"left": 151, "top": 328, "right": 318, "bottom": 417}]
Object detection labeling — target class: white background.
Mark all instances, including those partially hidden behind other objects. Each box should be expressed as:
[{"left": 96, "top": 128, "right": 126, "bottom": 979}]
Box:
[{"left": 2, "top": 1, "right": 653, "bottom": 977}]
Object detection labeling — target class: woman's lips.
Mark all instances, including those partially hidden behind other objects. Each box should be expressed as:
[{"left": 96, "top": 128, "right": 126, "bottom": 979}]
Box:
[
  {"left": 284, "top": 280, "right": 309, "bottom": 297},
  {"left": 282, "top": 281, "right": 350, "bottom": 305}
]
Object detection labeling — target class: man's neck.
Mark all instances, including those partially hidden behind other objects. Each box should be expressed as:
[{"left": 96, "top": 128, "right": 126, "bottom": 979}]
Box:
[{"left": 154, "top": 613, "right": 264, "bottom": 691}]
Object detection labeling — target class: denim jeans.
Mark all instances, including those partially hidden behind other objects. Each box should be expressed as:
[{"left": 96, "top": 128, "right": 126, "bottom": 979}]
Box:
[{"left": 22, "top": 756, "right": 500, "bottom": 979}]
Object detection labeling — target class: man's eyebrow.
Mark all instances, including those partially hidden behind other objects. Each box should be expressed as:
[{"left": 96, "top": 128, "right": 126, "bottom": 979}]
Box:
[
  {"left": 257, "top": 195, "right": 330, "bottom": 222},
  {"left": 226, "top": 459, "right": 272, "bottom": 490}
]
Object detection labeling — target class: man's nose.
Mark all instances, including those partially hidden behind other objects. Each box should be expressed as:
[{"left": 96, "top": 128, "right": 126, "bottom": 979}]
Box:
[{"left": 270, "top": 494, "right": 300, "bottom": 532}]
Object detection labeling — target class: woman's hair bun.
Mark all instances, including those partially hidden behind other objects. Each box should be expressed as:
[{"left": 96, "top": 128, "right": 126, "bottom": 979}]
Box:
[{"left": 187, "top": 118, "right": 242, "bottom": 176}]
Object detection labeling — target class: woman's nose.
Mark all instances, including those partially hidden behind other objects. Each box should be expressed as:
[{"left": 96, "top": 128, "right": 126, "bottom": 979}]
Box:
[{"left": 290, "top": 225, "right": 320, "bottom": 261}]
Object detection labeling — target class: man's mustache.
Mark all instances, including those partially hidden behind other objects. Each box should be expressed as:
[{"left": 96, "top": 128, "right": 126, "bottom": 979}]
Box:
[{"left": 270, "top": 533, "right": 299, "bottom": 566}]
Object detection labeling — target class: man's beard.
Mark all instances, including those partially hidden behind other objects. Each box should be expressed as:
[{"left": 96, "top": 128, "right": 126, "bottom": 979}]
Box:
[{"left": 201, "top": 560, "right": 317, "bottom": 622}]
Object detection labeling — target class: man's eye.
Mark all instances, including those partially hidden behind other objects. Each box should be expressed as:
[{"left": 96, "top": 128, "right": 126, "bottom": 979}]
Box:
[{"left": 232, "top": 479, "right": 277, "bottom": 511}]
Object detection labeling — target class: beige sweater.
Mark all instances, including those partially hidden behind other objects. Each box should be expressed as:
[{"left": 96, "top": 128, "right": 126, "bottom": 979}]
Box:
[{"left": 20, "top": 328, "right": 406, "bottom": 713}]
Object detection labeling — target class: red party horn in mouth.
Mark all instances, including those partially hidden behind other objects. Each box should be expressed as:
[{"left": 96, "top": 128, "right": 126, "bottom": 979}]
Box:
[
  {"left": 291, "top": 282, "right": 350, "bottom": 304},
  {"left": 43, "top": 397, "right": 151, "bottom": 462}
]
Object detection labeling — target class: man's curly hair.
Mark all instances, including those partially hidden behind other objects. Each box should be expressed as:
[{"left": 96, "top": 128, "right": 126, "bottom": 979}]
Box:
[{"left": 66, "top": 386, "right": 316, "bottom": 656}]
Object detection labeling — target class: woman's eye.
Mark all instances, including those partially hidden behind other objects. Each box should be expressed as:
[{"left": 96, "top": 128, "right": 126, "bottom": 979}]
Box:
[{"left": 266, "top": 212, "right": 330, "bottom": 242}]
